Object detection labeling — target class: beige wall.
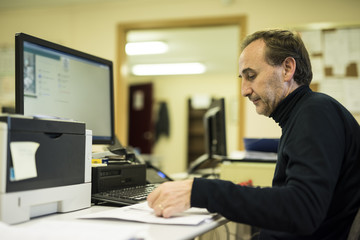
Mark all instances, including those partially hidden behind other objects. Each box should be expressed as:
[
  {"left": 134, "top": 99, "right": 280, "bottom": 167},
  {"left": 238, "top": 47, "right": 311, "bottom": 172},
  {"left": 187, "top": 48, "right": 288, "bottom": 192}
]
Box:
[
  {"left": 1, "top": 0, "right": 359, "bottom": 173},
  {"left": 128, "top": 73, "right": 239, "bottom": 173}
]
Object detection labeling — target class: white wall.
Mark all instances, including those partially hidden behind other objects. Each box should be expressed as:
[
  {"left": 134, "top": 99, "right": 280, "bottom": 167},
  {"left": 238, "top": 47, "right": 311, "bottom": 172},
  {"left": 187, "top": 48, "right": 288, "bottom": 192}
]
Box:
[{"left": 1, "top": 0, "right": 359, "bottom": 173}]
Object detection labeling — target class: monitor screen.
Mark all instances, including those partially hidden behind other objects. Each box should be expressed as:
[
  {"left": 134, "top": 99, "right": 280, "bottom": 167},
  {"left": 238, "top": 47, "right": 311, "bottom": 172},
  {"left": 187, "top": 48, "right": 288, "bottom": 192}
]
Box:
[
  {"left": 15, "top": 33, "right": 115, "bottom": 145},
  {"left": 204, "top": 98, "right": 227, "bottom": 159}
]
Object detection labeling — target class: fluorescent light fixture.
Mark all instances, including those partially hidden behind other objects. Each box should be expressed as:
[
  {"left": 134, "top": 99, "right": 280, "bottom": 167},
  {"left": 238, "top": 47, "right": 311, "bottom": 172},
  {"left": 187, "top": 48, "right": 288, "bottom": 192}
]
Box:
[
  {"left": 131, "top": 62, "right": 206, "bottom": 76},
  {"left": 126, "top": 41, "right": 168, "bottom": 55}
]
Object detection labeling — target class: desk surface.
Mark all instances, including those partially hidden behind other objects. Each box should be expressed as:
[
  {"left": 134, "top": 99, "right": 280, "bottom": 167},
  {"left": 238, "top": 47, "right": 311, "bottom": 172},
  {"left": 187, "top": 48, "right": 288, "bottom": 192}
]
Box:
[{"left": 8, "top": 204, "right": 227, "bottom": 240}]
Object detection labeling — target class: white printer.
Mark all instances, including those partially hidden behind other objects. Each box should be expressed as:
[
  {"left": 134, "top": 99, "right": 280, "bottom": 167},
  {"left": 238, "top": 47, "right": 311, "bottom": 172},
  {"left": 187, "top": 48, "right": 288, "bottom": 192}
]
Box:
[{"left": 0, "top": 115, "right": 92, "bottom": 224}]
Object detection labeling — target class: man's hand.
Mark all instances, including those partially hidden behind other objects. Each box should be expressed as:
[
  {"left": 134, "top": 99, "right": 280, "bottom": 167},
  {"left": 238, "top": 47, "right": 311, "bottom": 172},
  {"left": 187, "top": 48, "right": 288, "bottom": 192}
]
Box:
[{"left": 147, "top": 179, "right": 194, "bottom": 218}]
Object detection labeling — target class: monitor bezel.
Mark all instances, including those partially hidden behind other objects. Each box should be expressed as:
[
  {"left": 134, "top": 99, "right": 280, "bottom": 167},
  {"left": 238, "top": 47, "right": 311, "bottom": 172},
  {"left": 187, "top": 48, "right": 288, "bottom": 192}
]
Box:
[{"left": 15, "top": 32, "right": 115, "bottom": 145}]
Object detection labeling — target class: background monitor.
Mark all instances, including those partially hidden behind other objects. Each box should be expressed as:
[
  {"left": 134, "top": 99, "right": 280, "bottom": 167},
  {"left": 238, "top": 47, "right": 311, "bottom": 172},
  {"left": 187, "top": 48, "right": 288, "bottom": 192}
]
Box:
[
  {"left": 15, "top": 33, "right": 115, "bottom": 145},
  {"left": 204, "top": 98, "right": 227, "bottom": 159},
  {"left": 188, "top": 98, "right": 227, "bottom": 173}
]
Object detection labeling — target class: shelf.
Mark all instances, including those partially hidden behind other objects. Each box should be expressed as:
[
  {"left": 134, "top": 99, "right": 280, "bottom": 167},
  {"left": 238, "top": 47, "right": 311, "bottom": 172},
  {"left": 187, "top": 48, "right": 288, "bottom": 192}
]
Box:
[{"left": 187, "top": 98, "right": 207, "bottom": 166}]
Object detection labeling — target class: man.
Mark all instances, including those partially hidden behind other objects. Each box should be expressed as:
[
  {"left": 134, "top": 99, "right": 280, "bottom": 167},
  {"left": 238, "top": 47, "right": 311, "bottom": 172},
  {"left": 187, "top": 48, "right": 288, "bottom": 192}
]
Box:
[{"left": 147, "top": 29, "right": 360, "bottom": 239}]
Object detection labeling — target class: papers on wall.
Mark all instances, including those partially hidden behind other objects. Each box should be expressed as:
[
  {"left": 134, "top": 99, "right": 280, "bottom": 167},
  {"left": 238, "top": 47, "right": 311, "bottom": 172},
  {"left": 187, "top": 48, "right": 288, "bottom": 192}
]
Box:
[
  {"left": 320, "top": 78, "right": 360, "bottom": 113},
  {"left": 323, "top": 29, "right": 349, "bottom": 76},
  {"left": 301, "top": 30, "right": 323, "bottom": 54},
  {"left": 299, "top": 27, "right": 360, "bottom": 113},
  {"left": 80, "top": 202, "right": 216, "bottom": 225},
  {"left": 343, "top": 80, "right": 360, "bottom": 112}
]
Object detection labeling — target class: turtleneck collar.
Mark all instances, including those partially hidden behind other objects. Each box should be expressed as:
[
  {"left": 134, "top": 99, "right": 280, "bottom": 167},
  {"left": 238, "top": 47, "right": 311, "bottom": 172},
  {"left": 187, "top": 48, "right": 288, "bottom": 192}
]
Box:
[{"left": 269, "top": 85, "right": 311, "bottom": 128}]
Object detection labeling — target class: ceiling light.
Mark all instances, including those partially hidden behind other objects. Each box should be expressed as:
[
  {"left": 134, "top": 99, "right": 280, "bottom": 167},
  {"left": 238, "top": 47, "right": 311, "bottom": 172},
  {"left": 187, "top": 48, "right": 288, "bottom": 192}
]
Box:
[
  {"left": 131, "top": 62, "right": 206, "bottom": 76},
  {"left": 125, "top": 41, "right": 168, "bottom": 55}
]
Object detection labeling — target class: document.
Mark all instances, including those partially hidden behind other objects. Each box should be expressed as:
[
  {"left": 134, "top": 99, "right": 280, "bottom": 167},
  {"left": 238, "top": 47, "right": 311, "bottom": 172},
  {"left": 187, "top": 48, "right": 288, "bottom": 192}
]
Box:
[
  {"left": 0, "top": 220, "right": 142, "bottom": 240},
  {"left": 80, "top": 202, "right": 216, "bottom": 225}
]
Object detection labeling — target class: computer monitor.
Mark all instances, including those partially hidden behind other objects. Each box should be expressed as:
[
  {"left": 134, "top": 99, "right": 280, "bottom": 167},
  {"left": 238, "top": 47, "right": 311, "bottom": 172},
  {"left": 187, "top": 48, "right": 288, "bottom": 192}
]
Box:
[
  {"left": 204, "top": 98, "right": 227, "bottom": 159},
  {"left": 15, "top": 33, "right": 115, "bottom": 145},
  {"left": 188, "top": 98, "right": 227, "bottom": 173}
]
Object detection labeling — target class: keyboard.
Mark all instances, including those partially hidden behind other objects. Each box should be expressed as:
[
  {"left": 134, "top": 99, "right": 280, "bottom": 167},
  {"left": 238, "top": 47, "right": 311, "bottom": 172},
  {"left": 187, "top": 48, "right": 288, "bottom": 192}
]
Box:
[{"left": 92, "top": 183, "right": 158, "bottom": 206}]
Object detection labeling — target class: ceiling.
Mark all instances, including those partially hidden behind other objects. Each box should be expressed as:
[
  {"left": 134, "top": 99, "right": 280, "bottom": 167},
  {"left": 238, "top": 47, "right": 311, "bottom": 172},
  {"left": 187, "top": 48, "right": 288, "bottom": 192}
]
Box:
[{"left": 127, "top": 25, "right": 240, "bottom": 76}]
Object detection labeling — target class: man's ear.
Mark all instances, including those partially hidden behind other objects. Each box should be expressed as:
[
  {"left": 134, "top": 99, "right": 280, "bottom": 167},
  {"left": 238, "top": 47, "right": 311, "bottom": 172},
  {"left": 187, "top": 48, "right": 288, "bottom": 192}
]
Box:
[{"left": 283, "top": 57, "right": 296, "bottom": 82}]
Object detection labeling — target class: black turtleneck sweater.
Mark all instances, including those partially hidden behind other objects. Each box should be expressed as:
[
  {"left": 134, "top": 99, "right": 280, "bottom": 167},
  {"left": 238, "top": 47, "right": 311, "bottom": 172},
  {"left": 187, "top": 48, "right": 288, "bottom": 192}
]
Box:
[{"left": 191, "top": 86, "right": 360, "bottom": 239}]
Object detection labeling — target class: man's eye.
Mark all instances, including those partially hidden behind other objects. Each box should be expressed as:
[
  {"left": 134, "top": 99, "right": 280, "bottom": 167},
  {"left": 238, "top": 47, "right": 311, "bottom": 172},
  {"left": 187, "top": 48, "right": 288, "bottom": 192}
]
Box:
[{"left": 248, "top": 74, "right": 256, "bottom": 80}]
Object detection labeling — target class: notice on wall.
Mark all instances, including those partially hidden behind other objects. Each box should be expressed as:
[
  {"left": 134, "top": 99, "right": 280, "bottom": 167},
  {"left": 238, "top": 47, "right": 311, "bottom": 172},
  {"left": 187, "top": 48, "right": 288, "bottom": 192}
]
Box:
[{"left": 300, "top": 27, "right": 360, "bottom": 113}]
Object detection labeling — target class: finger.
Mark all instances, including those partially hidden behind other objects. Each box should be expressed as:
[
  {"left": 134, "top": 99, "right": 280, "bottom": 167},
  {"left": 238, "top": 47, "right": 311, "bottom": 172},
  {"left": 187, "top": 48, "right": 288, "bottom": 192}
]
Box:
[
  {"left": 147, "top": 185, "right": 162, "bottom": 208},
  {"left": 162, "top": 201, "right": 190, "bottom": 218},
  {"left": 154, "top": 202, "right": 165, "bottom": 217},
  {"left": 162, "top": 207, "right": 173, "bottom": 218}
]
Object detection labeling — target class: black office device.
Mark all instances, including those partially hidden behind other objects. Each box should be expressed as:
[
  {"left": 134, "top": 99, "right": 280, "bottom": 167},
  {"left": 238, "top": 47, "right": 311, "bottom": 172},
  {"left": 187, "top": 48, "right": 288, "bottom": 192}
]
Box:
[
  {"left": 91, "top": 163, "right": 171, "bottom": 206},
  {"left": 108, "top": 145, "right": 172, "bottom": 184},
  {"left": 91, "top": 145, "right": 172, "bottom": 206},
  {"left": 15, "top": 33, "right": 115, "bottom": 145},
  {"left": 188, "top": 98, "right": 227, "bottom": 174}
]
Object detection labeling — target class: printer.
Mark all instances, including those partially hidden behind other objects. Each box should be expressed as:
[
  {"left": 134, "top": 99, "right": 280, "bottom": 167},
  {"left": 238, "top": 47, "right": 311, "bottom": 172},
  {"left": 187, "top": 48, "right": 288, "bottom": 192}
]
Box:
[{"left": 0, "top": 115, "right": 92, "bottom": 224}]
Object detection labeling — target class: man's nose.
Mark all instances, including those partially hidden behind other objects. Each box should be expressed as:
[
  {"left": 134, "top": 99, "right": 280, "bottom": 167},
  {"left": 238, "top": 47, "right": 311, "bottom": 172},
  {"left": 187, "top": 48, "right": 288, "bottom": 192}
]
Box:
[{"left": 241, "top": 80, "right": 252, "bottom": 97}]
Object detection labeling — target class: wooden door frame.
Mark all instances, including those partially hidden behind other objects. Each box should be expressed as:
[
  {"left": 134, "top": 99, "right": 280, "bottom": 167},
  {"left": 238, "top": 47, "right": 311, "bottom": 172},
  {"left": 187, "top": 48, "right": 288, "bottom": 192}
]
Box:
[{"left": 115, "top": 15, "right": 247, "bottom": 150}]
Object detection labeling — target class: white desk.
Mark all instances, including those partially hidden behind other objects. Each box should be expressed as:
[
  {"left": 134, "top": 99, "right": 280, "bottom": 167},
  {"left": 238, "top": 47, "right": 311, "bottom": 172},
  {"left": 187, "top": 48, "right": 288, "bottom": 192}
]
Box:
[{"left": 6, "top": 204, "right": 227, "bottom": 240}]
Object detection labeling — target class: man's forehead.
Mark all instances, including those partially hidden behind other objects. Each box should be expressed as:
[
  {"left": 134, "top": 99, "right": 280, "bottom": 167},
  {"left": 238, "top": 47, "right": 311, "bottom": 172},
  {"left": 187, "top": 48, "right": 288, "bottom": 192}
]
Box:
[{"left": 239, "top": 39, "right": 266, "bottom": 70}]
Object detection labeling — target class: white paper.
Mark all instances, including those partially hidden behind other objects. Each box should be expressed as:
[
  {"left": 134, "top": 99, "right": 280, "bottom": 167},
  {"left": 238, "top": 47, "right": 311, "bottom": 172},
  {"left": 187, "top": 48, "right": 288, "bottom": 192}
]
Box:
[
  {"left": 0, "top": 220, "right": 142, "bottom": 240},
  {"left": 80, "top": 202, "right": 216, "bottom": 225},
  {"left": 320, "top": 78, "right": 360, "bottom": 112},
  {"left": 320, "top": 79, "right": 345, "bottom": 104},
  {"left": 133, "top": 90, "right": 144, "bottom": 110},
  {"left": 301, "top": 30, "right": 323, "bottom": 54},
  {"left": 348, "top": 28, "right": 360, "bottom": 62},
  {"left": 311, "top": 57, "right": 324, "bottom": 82},
  {"left": 191, "top": 94, "right": 211, "bottom": 109},
  {"left": 324, "top": 30, "right": 349, "bottom": 76},
  {"left": 10, "top": 141, "right": 39, "bottom": 181},
  {"left": 343, "top": 79, "right": 360, "bottom": 113}
]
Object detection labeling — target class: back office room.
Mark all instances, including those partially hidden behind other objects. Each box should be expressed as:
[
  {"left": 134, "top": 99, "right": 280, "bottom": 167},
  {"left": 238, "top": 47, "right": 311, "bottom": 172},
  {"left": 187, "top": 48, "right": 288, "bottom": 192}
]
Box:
[
  {"left": 0, "top": 0, "right": 360, "bottom": 239},
  {"left": 1, "top": 0, "right": 359, "bottom": 175},
  {"left": 1, "top": 0, "right": 360, "bottom": 175}
]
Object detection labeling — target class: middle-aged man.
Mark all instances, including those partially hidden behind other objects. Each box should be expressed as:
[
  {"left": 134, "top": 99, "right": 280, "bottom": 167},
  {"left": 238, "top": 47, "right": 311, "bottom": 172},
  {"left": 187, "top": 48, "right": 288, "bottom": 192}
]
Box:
[{"left": 147, "top": 29, "right": 360, "bottom": 239}]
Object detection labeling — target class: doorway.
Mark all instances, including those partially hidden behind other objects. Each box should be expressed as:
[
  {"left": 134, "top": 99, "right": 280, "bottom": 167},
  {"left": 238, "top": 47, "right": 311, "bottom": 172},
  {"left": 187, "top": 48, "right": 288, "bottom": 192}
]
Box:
[
  {"left": 128, "top": 83, "right": 153, "bottom": 154},
  {"left": 115, "top": 16, "right": 247, "bottom": 173},
  {"left": 115, "top": 16, "right": 247, "bottom": 151}
]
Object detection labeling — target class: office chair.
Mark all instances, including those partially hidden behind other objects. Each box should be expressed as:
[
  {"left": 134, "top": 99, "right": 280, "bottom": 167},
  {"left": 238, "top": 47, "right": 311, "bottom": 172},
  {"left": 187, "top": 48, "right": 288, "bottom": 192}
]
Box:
[{"left": 347, "top": 208, "right": 360, "bottom": 240}]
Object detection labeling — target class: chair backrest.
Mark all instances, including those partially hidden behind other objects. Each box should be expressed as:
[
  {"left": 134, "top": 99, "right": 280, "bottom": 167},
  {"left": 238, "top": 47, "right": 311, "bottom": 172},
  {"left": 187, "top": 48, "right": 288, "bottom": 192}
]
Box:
[{"left": 347, "top": 208, "right": 360, "bottom": 240}]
